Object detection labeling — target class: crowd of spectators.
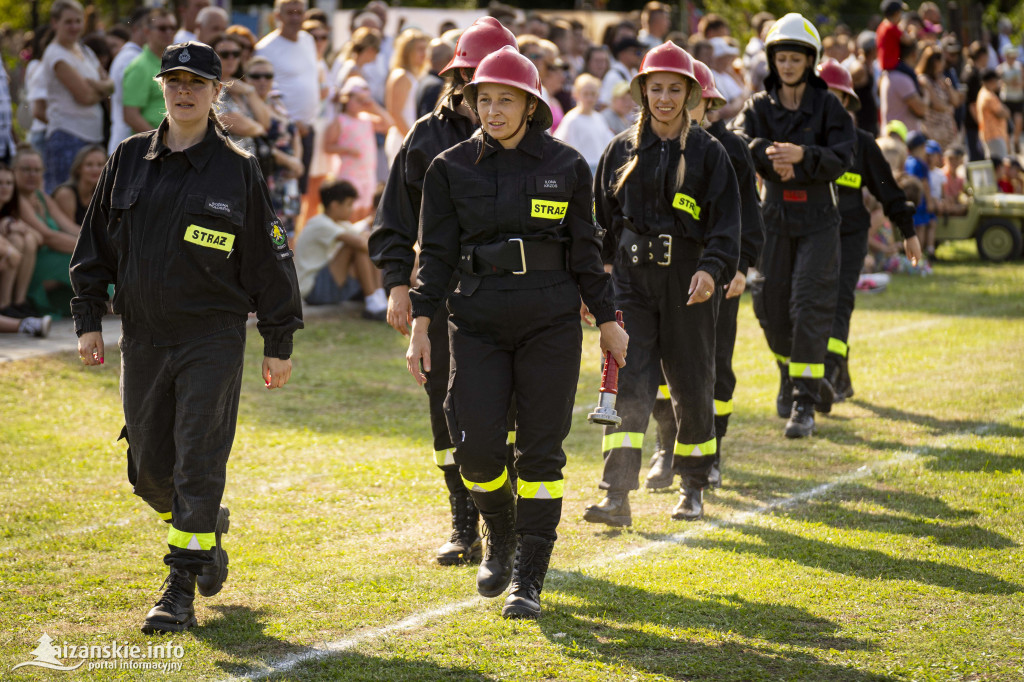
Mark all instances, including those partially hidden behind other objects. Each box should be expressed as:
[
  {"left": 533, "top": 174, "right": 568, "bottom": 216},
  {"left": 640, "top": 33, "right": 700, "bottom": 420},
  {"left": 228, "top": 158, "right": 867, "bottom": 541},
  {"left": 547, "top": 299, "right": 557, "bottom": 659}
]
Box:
[{"left": 0, "top": 0, "right": 1019, "bottom": 334}]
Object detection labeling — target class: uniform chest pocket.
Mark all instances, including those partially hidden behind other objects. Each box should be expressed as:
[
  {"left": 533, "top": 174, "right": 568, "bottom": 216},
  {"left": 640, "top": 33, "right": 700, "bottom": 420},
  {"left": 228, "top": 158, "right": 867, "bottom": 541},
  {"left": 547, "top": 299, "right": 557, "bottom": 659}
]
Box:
[
  {"left": 180, "top": 194, "right": 243, "bottom": 263},
  {"left": 449, "top": 179, "right": 496, "bottom": 222},
  {"left": 108, "top": 185, "right": 140, "bottom": 248}
]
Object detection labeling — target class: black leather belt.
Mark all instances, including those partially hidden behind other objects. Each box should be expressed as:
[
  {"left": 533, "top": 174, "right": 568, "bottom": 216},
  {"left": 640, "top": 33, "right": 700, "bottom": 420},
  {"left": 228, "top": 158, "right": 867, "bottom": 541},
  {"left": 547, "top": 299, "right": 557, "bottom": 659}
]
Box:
[
  {"left": 619, "top": 225, "right": 674, "bottom": 266},
  {"left": 763, "top": 181, "right": 837, "bottom": 206},
  {"left": 459, "top": 239, "right": 566, "bottom": 276}
]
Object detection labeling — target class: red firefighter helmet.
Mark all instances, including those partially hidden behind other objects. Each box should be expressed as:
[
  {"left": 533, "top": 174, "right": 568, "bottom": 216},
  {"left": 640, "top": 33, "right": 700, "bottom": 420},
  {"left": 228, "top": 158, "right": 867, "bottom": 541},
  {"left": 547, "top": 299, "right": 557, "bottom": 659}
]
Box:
[
  {"left": 629, "top": 41, "right": 702, "bottom": 109},
  {"left": 692, "top": 60, "right": 726, "bottom": 111},
  {"left": 463, "top": 45, "right": 553, "bottom": 130},
  {"left": 816, "top": 57, "right": 861, "bottom": 112},
  {"left": 440, "top": 17, "right": 518, "bottom": 76}
]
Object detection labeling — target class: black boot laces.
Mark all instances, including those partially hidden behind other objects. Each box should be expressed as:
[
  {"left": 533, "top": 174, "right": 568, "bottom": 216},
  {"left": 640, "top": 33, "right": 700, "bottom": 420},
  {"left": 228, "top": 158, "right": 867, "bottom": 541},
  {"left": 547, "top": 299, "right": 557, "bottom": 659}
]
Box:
[{"left": 155, "top": 570, "right": 192, "bottom": 609}]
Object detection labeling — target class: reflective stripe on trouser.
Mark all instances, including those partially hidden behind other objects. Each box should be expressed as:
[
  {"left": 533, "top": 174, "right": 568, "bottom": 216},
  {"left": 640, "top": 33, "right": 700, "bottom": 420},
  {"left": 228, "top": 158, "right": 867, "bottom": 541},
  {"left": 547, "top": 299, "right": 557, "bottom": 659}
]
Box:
[
  {"left": 447, "top": 283, "right": 580, "bottom": 538},
  {"left": 167, "top": 526, "right": 215, "bottom": 551},
  {"left": 752, "top": 225, "right": 839, "bottom": 404},
  {"left": 518, "top": 478, "right": 564, "bottom": 499},
  {"left": 830, "top": 227, "right": 869, "bottom": 351},
  {"left": 602, "top": 258, "right": 719, "bottom": 491},
  {"left": 120, "top": 326, "right": 245, "bottom": 574}
]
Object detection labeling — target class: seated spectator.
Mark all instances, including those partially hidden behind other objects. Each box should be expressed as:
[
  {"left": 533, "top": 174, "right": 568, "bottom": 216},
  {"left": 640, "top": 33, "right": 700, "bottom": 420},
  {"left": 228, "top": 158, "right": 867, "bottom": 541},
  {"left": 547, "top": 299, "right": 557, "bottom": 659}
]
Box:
[
  {"left": 122, "top": 8, "right": 176, "bottom": 136},
  {"left": 324, "top": 77, "right": 390, "bottom": 222},
  {"left": 601, "top": 80, "right": 635, "bottom": 135},
  {"left": 978, "top": 69, "right": 1011, "bottom": 159},
  {"left": 42, "top": 0, "right": 113, "bottom": 193},
  {"left": 13, "top": 146, "right": 79, "bottom": 315},
  {"left": 997, "top": 45, "right": 1023, "bottom": 154},
  {"left": 53, "top": 144, "right": 104, "bottom": 225},
  {"left": 0, "top": 310, "right": 51, "bottom": 336},
  {"left": 996, "top": 157, "right": 1021, "bottom": 194},
  {"left": 245, "top": 57, "right": 304, "bottom": 239},
  {"left": 384, "top": 28, "right": 429, "bottom": 168},
  {"left": 214, "top": 34, "right": 272, "bottom": 156},
  {"left": 293, "top": 179, "right": 387, "bottom": 320},
  {"left": 554, "top": 74, "right": 614, "bottom": 172},
  {"left": 0, "top": 164, "right": 44, "bottom": 319},
  {"left": 941, "top": 147, "right": 968, "bottom": 215}
]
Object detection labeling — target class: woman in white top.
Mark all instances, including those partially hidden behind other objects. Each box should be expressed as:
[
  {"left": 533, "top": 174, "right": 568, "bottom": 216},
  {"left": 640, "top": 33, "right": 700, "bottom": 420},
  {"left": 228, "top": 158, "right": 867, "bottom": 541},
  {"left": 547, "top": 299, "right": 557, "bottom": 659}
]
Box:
[
  {"left": 41, "top": 0, "right": 112, "bottom": 193},
  {"left": 384, "top": 29, "right": 428, "bottom": 167}
]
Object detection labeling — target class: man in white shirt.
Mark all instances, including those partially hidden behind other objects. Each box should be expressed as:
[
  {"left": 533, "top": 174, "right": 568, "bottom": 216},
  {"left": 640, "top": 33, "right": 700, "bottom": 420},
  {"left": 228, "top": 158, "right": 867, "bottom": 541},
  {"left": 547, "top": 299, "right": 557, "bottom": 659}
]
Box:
[
  {"left": 600, "top": 38, "right": 643, "bottom": 107},
  {"left": 256, "top": 0, "right": 320, "bottom": 194},
  {"left": 195, "top": 6, "right": 228, "bottom": 47},
  {"left": 108, "top": 7, "right": 149, "bottom": 154},
  {"left": 172, "top": 0, "right": 209, "bottom": 45}
]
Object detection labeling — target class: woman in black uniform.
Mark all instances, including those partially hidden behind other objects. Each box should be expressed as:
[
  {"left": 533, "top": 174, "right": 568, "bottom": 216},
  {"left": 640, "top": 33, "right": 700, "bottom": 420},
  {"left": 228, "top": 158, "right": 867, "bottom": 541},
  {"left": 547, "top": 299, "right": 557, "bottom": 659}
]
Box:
[
  {"left": 645, "top": 59, "right": 765, "bottom": 492},
  {"left": 814, "top": 58, "right": 921, "bottom": 408},
  {"left": 71, "top": 42, "right": 303, "bottom": 634},
  {"left": 407, "top": 46, "right": 628, "bottom": 619},
  {"left": 369, "top": 18, "right": 518, "bottom": 566},
  {"left": 731, "top": 13, "right": 856, "bottom": 438},
  {"left": 582, "top": 42, "right": 740, "bottom": 526}
]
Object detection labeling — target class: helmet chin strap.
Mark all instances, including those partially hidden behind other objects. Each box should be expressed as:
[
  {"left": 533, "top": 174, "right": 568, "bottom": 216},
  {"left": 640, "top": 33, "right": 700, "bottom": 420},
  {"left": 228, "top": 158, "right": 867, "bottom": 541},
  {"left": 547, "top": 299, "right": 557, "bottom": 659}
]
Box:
[{"left": 489, "top": 96, "right": 535, "bottom": 143}]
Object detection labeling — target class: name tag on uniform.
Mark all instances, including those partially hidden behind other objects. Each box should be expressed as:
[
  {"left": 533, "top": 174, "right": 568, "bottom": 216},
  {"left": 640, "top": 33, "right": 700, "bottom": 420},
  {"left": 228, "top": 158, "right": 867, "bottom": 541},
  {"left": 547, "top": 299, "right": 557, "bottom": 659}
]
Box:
[
  {"left": 672, "top": 193, "right": 701, "bottom": 220},
  {"left": 184, "top": 225, "right": 234, "bottom": 252},
  {"left": 836, "top": 172, "right": 862, "bottom": 189},
  {"left": 531, "top": 199, "right": 568, "bottom": 219}
]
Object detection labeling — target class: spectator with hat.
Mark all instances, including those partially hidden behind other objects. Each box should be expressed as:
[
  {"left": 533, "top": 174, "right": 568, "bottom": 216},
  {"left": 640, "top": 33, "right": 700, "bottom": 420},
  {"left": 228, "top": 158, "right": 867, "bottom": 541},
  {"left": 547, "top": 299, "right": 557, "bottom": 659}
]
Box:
[{"left": 709, "top": 37, "right": 745, "bottom": 120}]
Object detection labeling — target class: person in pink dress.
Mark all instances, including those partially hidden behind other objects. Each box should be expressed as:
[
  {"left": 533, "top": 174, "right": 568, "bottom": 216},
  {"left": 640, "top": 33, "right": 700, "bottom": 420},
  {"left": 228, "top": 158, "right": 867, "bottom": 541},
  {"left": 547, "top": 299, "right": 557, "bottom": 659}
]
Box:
[{"left": 323, "top": 77, "right": 391, "bottom": 221}]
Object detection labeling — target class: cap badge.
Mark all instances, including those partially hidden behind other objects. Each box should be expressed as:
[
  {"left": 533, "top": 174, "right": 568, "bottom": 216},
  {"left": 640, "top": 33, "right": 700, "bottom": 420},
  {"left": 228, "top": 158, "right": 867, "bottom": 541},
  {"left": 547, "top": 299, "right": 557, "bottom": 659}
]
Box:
[{"left": 179, "top": 47, "right": 191, "bottom": 63}]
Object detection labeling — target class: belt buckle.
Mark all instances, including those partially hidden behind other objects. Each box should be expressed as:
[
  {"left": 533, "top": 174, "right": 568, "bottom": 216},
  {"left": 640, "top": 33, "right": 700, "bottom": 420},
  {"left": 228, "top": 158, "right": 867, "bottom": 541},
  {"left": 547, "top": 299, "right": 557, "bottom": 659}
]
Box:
[
  {"left": 657, "top": 234, "right": 672, "bottom": 266},
  {"left": 509, "top": 237, "right": 527, "bottom": 275}
]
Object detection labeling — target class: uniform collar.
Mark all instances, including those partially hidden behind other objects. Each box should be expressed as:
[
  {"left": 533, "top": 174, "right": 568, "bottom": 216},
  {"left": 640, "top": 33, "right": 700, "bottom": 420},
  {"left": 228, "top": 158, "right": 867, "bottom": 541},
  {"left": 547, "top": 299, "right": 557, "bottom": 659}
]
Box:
[
  {"left": 144, "top": 119, "right": 224, "bottom": 171},
  {"left": 476, "top": 121, "right": 546, "bottom": 161},
  {"left": 639, "top": 118, "right": 685, "bottom": 150}
]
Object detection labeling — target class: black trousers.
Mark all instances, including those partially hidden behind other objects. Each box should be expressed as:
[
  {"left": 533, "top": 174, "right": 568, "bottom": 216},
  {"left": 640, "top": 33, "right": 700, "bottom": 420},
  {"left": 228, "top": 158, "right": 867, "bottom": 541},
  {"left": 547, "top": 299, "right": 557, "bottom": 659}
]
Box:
[
  {"left": 120, "top": 325, "right": 245, "bottom": 574},
  {"left": 445, "top": 280, "right": 581, "bottom": 539},
  {"left": 753, "top": 227, "right": 839, "bottom": 405},
  {"left": 830, "top": 229, "right": 869, "bottom": 352},
  {"left": 601, "top": 259, "right": 718, "bottom": 491}
]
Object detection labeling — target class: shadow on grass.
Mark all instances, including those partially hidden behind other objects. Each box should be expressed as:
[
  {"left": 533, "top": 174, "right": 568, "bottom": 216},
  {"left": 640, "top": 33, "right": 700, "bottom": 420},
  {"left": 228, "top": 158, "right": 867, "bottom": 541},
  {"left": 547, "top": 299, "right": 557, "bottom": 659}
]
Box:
[
  {"left": 920, "top": 445, "right": 1024, "bottom": 474},
  {"left": 193, "top": 605, "right": 488, "bottom": 680},
  {"left": 689, "top": 523, "right": 1022, "bottom": 595},
  {"left": 855, "top": 264, "right": 1024, "bottom": 319},
  {"left": 542, "top": 572, "right": 890, "bottom": 682},
  {"left": 849, "top": 401, "right": 1024, "bottom": 439}
]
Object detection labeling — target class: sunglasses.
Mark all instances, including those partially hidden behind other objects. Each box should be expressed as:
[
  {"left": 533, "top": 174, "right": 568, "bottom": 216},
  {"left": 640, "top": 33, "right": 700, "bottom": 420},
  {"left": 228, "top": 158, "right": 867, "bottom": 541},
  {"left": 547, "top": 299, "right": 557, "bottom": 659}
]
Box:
[
  {"left": 312, "top": 33, "right": 329, "bottom": 41},
  {"left": 247, "top": 73, "right": 274, "bottom": 80},
  {"left": 153, "top": 25, "right": 176, "bottom": 32},
  {"left": 218, "top": 50, "right": 241, "bottom": 59}
]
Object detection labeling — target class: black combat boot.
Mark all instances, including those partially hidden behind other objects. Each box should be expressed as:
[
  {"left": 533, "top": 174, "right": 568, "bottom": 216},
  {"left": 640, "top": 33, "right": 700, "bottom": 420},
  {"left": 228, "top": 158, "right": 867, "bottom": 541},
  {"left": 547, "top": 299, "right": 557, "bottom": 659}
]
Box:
[
  {"left": 502, "top": 535, "right": 555, "bottom": 619},
  {"left": 707, "top": 455, "right": 722, "bottom": 489},
  {"left": 672, "top": 486, "right": 704, "bottom": 521},
  {"left": 436, "top": 487, "right": 482, "bottom": 566},
  {"left": 582, "top": 492, "right": 631, "bottom": 527},
  {"left": 196, "top": 505, "right": 230, "bottom": 597},
  {"left": 835, "top": 351, "right": 854, "bottom": 400},
  {"left": 142, "top": 568, "right": 197, "bottom": 634},
  {"left": 776, "top": 363, "right": 794, "bottom": 418},
  {"left": 817, "top": 374, "right": 836, "bottom": 415},
  {"left": 477, "top": 503, "right": 517, "bottom": 598},
  {"left": 644, "top": 449, "right": 674, "bottom": 489},
  {"left": 784, "top": 400, "right": 815, "bottom": 438}
]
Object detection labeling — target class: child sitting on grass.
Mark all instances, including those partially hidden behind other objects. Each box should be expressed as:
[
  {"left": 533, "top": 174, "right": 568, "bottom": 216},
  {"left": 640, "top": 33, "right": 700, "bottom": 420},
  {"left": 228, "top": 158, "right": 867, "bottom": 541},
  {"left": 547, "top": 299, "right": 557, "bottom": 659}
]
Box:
[{"left": 293, "top": 180, "right": 388, "bottom": 320}]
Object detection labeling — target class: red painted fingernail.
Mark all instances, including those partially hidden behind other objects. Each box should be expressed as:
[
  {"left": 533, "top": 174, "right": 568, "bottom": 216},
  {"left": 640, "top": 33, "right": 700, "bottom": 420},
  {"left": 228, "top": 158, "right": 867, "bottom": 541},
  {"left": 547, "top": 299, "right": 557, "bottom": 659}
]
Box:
[{"left": 100, "top": 358, "right": 104, "bottom": 364}]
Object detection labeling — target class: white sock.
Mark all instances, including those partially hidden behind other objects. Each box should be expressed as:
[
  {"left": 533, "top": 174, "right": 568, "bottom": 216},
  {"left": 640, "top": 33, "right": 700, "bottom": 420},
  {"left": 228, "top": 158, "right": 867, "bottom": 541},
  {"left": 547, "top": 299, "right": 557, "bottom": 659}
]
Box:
[{"left": 366, "top": 288, "right": 387, "bottom": 313}]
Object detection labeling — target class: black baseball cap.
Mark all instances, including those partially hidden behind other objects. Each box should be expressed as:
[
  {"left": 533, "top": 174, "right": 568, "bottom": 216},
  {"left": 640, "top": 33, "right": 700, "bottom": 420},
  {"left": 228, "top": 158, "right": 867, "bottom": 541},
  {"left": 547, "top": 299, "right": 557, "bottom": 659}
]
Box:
[
  {"left": 611, "top": 38, "right": 644, "bottom": 57},
  {"left": 156, "top": 42, "right": 222, "bottom": 81},
  {"left": 881, "top": 1, "right": 909, "bottom": 15}
]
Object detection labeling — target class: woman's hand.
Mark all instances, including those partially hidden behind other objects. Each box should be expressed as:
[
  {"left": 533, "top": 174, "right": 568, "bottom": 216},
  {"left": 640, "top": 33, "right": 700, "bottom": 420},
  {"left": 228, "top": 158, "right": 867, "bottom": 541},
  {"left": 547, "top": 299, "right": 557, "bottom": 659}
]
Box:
[
  {"left": 599, "top": 320, "right": 628, "bottom": 368},
  {"left": 724, "top": 269, "right": 747, "bottom": 299},
  {"left": 580, "top": 300, "right": 596, "bottom": 326},
  {"left": 406, "top": 316, "right": 431, "bottom": 385},
  {"left": 78, "top": 331, "right": 104, "bottom": 366},
  {"left": 687, "top": 269, "right": 716, "bottom": 305},
  {"left": 772, "top": 161, "right": 796, "bottom": 182},
  {"left": 766, "top": 142, "right": 804, "bottom": 164},
  {"left": 387, "top": 285, "right": 413, "bottom": 336},
  {"left": 262, "top": 357, "right": 292, "bottom": 389},
  {"left": 903, "top": 235, "right": 923, "bottom": 265}
]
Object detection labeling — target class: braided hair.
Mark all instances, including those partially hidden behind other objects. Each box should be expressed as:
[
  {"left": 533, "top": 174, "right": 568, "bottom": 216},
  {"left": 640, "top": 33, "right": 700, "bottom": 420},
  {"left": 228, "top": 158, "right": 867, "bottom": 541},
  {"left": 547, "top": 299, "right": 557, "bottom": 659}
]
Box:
[{"left": 612, "top": 76, "right": 691, "bottom": 195}]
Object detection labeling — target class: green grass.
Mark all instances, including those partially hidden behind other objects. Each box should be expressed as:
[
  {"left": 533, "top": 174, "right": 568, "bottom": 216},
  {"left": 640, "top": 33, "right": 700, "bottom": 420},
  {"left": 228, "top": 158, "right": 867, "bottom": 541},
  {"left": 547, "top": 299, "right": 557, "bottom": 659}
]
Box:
[{"left": 1, "top": 256, "right": 1023, "bottom": 681}]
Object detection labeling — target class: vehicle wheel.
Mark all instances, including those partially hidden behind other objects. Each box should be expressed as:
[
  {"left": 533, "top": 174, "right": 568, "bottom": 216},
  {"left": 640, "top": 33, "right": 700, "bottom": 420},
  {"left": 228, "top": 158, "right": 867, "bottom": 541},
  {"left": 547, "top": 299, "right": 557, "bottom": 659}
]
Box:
[{"left": 976, "top": 219, "right": 1023, "bottom": 262}]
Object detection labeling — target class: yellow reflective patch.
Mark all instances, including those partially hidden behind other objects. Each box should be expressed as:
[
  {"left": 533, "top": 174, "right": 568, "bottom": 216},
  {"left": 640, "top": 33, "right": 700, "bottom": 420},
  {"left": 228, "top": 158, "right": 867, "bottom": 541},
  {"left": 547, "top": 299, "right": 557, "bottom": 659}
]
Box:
[
  {"left": 184, "top": 225, "right": 234, "bottom": 252},
  {"left": 836, "top": 172, "right": 862, "bottom": 189},
  {"left": 530, "top": 199, "right": 568, "bottom": 219},
  {"left": 789, "top": 362, "right": 825, "bottom": 379},
  {"left": 672, "top": 193, "right": 701, "bottom": 220},
  {"left": 462, "top": 468, "right": 508, "bottom": 493},
  {"left": 673, "top": 437, "right": 717, "bottom": 457},
  {"left": 827, "top": 337, "right": 849, "bottom": 357},
  {"left": 657, "top": 384, "right": 671, "bottom": 399},
  {"left": 518, "top": 479, "right": 564, "bottom": 499},
  {"left": 602, "top": 431, "right": 644, "bottom": 451},
  {"left": 714, "top": 399, "right": 734, "bottom": 416},
  {"left": 157, "top": 511, "right": 173, "bottom": 521},
  {"left": 167, "top": 526, "right": 215, "bottom": 550}
]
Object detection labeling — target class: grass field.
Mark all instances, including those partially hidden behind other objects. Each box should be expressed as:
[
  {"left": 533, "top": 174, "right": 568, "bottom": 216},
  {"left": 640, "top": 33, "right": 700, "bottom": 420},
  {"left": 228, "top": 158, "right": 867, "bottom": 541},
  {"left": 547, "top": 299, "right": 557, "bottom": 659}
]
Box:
[{"left": 2, "top": 248, "right": 1023, "bottom": 681}]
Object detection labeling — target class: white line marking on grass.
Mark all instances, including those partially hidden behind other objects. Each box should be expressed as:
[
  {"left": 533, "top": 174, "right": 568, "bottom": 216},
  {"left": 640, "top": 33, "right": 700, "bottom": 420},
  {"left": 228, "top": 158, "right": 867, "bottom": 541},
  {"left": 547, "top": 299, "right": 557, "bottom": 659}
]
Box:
[{"left": 234, "top": 452, "right": 920, "bottom": 681}]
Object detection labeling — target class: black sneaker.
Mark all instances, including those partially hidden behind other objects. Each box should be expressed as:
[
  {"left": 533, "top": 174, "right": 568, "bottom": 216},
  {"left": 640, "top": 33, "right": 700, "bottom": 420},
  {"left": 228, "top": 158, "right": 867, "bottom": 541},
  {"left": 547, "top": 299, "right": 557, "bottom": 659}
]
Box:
[
  {"left": 196, "top": 506, "right": 229, "bottom": 597},
  {"left": 142, "top": 568, "right": 197, "bottom": 634},
  {"left": 18, "top": 316, "right": 51, "bottom": 338},
  {"left": 784, "top": 402, "right": 815, "bottom": 438}
]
